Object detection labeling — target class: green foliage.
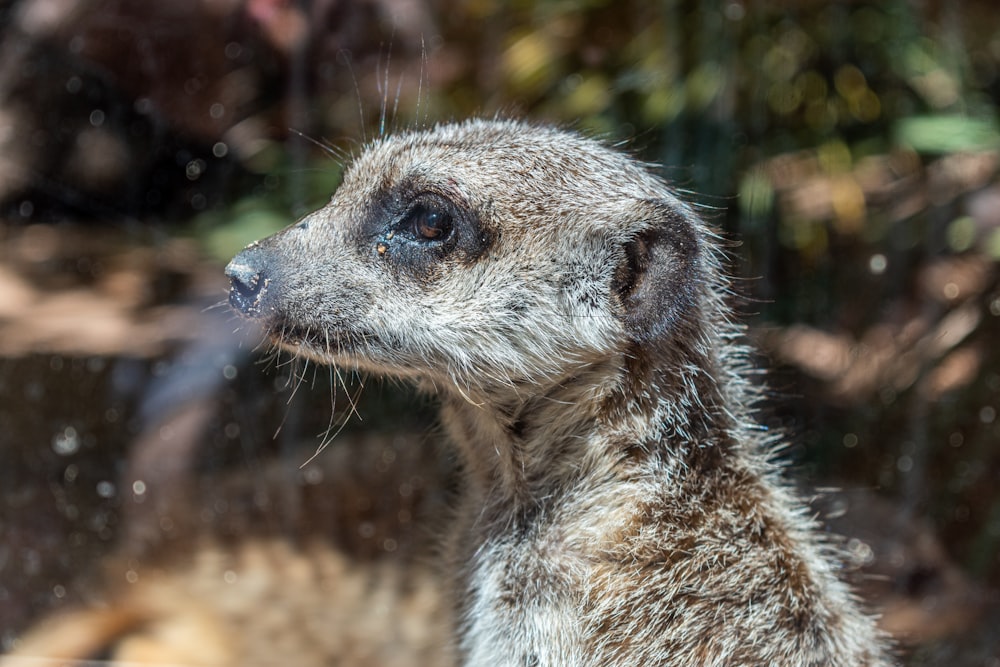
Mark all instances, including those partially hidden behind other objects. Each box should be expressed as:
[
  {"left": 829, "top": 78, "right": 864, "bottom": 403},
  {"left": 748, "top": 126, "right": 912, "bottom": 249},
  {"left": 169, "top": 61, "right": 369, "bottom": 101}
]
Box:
[
  {"left": 206, "top": 0, "right": 1000, "bottom": 241},
  {"left": 895, "top": 114, "right": 1000, "bottom": 154},
  {"left": 192, "top": 155, "right": 343, "bottom": 263}
]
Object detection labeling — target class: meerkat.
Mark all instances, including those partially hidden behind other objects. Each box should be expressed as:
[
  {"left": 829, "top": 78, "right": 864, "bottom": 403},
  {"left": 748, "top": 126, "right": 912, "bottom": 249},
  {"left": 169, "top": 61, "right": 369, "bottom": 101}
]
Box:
[{"left": 224, "top": 118, "right": 893, "bottom": 666}]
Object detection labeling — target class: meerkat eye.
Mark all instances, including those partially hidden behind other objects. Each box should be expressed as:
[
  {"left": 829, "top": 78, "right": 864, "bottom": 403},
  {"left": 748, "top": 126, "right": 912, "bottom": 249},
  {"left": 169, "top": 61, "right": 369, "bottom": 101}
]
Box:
[{"left": 405, "top": 204, "right": 453, "bottom": 242}]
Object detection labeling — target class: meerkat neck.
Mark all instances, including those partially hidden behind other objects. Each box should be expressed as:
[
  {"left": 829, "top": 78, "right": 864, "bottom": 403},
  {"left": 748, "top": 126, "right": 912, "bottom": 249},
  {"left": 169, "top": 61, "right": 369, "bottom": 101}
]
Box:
[{"left": 440, "top": 343, "right": 736, "bottom": 512}]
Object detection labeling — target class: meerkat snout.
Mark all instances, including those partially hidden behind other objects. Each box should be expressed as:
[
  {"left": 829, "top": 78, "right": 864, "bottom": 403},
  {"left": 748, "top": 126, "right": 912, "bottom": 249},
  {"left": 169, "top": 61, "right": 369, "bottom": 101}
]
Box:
[
  {"left": 226, "top": 248, "right": 270, "bottom": 317},
  {"left": 226, "top": 119, "right": 893, "bottom": 667}
]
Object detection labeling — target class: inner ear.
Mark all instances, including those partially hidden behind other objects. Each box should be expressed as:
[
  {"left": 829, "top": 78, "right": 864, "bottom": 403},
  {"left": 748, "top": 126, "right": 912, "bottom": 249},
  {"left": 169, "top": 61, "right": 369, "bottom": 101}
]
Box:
[{"left": 614, "top": 202, "right": 702, "bottom": 343}]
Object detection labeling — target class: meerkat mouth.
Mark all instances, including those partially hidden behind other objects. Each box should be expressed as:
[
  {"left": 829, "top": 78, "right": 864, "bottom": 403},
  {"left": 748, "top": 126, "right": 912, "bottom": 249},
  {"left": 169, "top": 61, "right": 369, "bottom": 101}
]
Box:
[
  {"left": 267, "top": 321, "right": 352, "bottom": 359},
  {"left": 267, "top": 321, "right": 401, "bottom": 375}
]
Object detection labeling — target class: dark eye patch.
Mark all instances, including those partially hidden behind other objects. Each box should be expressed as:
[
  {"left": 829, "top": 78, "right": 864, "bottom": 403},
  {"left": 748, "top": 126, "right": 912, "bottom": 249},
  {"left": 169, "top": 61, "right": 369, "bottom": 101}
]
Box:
[{"left": 357, "top": 183, "right": 494, "bottom": 277}]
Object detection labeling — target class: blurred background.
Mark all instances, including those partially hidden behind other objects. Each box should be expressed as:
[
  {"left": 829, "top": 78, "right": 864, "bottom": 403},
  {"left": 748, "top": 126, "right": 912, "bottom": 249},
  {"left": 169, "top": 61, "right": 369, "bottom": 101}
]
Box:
[{"left": 0, "top": 0, "right": 998, "bottom": 664}]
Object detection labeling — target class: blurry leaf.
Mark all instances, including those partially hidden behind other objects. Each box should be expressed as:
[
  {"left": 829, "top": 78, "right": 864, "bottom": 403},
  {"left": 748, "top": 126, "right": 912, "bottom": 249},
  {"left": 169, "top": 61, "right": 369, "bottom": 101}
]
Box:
[
  {"left": 763, "top": 44, "right": 799, "bottom": 83},
  {"left": 817, "top": 139, "right": 853, "bottom": 174},
  {"left": 796, "top": 70, "right": 828, "bottom": 104},
  {"left": 686, "top": 62, "right": 725, "bottom": 110},
  {"left": 946, "top": 216, "right": 976, "bottom": 252},
  {"left": 848, "top": 89, "right": 881, "bottom": 123},
  {"left": 503, "top": 29, "right": 559, "bottom": 95},
  {"left": 642, "top": 85, "right": 685, "bottom": 124},
  {"left": 830, "top": 176, "right": 866, "bottom": 235},
  {"left": 902, "top": 37, "right": 942, "bottom": 77},
  {"left": 834, "top": 64, "right": 867, "bottom": 99},
  {"left": 624, "top": 26, "right": 680, "bottom": 89},
  {"left": 739, "top": 169, "right": 774, "bottom": 219},
  {"left": 197, "top": 200, "right": 290, "bottom": 263},
  {"left": 780, "top": 215, "right": 829, "bottom": 258},
  {"left": 768, "top": 80, "right": 802, "bottom": 115},
  {"left": 562, "top": 73, "right": 611, "bottom": 117},
  {"left": 987, "top": 228, "right": 1000, "bottom": 260},
  {"left": 895, "top": 115, "right": 1000, "bottom": 154}
]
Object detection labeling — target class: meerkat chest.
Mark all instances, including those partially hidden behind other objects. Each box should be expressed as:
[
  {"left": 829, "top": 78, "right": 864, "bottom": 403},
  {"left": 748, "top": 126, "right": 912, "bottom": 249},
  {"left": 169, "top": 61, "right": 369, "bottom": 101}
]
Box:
[{"left": 459, "top": 535, "right": 591, "bottom": 667}]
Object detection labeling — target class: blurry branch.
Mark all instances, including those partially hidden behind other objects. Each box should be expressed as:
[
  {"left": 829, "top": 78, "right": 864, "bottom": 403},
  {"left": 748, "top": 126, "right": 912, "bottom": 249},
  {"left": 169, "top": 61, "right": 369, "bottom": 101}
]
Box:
[
  {"left": 759, "top": 255, "right": 996, "bottom": 405},
  {"left": 758, "top": 147, "right": 999, "bottom": 240}
]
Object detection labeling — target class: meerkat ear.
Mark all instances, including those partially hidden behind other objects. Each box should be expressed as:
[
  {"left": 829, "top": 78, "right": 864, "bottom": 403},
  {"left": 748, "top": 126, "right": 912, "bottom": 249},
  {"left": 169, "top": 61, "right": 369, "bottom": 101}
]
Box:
[{"left": 613, "top": 200, "right": 702, "bottom": 343}]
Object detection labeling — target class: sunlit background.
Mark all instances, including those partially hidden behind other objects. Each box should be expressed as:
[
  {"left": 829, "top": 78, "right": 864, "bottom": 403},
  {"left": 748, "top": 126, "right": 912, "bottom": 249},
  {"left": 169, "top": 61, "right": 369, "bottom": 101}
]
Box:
[{"left": 1, "top": 0, "right": 998, "bottom": 664}]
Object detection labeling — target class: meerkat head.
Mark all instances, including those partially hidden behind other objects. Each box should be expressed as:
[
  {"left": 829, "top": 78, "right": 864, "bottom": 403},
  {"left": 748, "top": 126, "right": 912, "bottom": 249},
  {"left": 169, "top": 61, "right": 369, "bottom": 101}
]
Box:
[{"left": 226, "top": 119, "right": 709, "bottom": 398}]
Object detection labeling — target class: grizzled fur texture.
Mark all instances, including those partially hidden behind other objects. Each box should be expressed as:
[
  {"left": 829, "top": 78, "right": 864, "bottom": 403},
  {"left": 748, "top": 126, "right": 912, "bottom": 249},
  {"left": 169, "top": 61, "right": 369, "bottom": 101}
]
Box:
[{"left": 226, "top": 119, "right": 893, "bottom": 666}]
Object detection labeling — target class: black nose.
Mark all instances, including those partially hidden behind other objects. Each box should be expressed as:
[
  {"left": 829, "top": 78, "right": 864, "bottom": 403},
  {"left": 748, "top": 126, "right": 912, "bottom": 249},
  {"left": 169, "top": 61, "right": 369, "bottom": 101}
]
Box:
[{"left": 225, "top": 248, "right": 269, "bottom": 316}]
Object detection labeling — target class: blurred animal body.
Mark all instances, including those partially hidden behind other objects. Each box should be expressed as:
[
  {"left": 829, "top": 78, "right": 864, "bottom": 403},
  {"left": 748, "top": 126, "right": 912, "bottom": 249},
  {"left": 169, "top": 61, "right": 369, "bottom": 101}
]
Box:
[{"left": 0, "top": 433, "right": 453, "bottom": 666}]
